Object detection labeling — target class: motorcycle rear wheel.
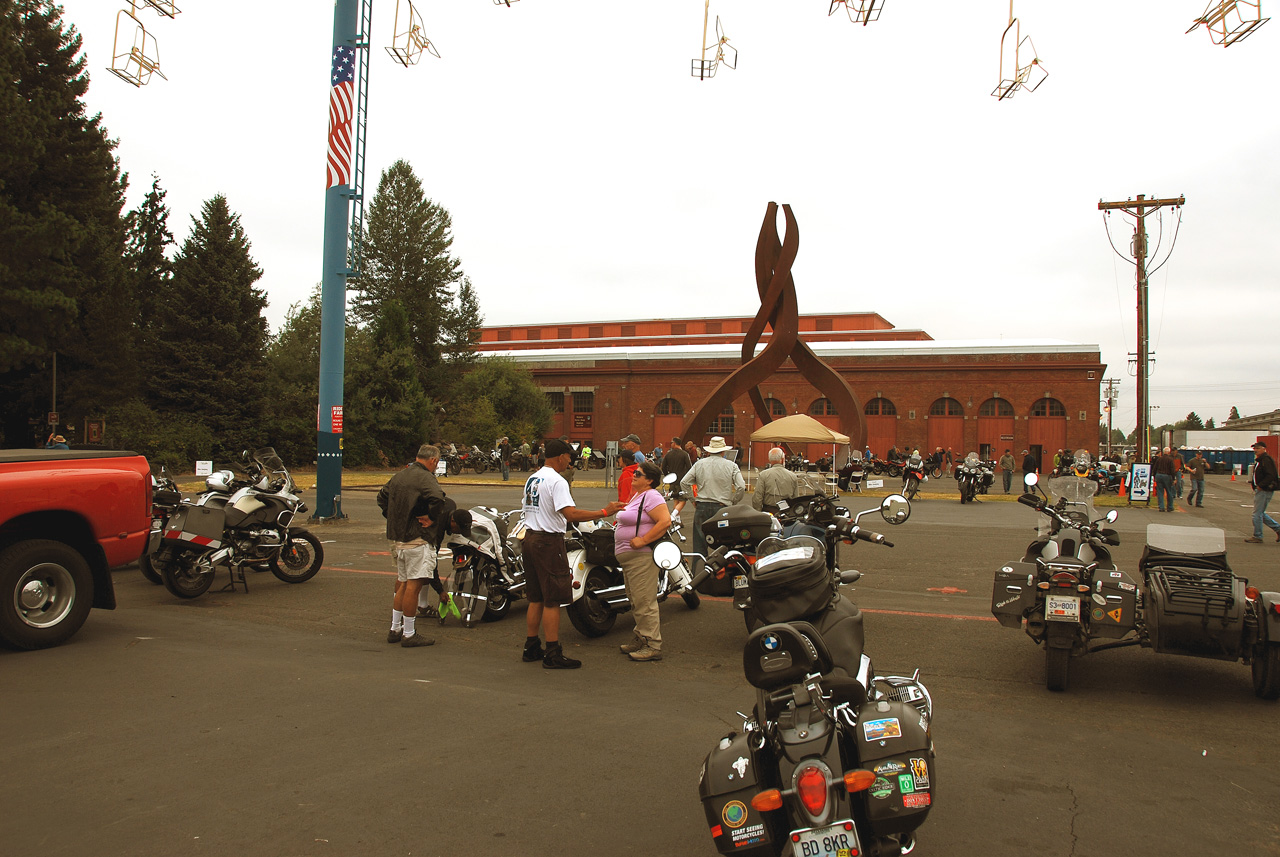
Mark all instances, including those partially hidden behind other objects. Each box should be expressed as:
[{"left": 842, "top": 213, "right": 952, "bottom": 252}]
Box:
[
  {"left": 139, "top": 552, "right": 163, "bottom": 585},
  {"left": 1252, "top": 642, "right": 1280, "bottom": 700},
  {"left": 566, "top": 566, "right": 618, "bottom": 637},
  {"left": 159, "top": 551, "right": 215, "bottom": 599},
  {"left": 473, "top": 459, "right": 488, "bottom": 474},
  {"left": 270, "top": 530, "right": 324, "bottom": 583},
  {"left": 1046, "top": 646, "right": 1070, "bottom": 691}
]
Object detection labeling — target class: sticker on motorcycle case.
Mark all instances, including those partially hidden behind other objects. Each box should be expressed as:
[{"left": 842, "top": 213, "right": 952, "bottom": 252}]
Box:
[
  {"left": 897, "top": 773, "right": 915, "bottom": 794},
  {"left": 1108, "top": 607, "right": 1124, "bottom": 622},
  {"left": 1001, "top": 566, "right": 1013, "bottom": 572},
  {"left": 1110, "top": 571, "right": 1122, "bottom": 578},
  {"left": 1118, "top": 581, "right": 1136, "bottom": 591},
  {"left": 873, "top": 760, "right": 906, "bottom": 775},
  {"left": 910, "top": 757, "right": 930, "bottom": 789},
  {"left": 718, "top": 520, "right": 730, "bottom": 528},
  {"left": 1092, "top": 608, "right": 1104, "bottom": 620},
  {"left": 902, "top": 793, "right": 932, "bottom": 809},
  {"left": 1092, "top": 593, "right": 1107, "bottom": 606},
  {"left": 870, "top": 777, "right": 894, "bottom": 799},
  {"left": 731, "top": 757, "right": 749, "bottom": 778},
  {"left": 762, "top": 634, "right": 780, "bottom": 651},
  {"left": 862, "top": 718, "right": 902, "bottom": 741},
  {"left": 721, "top": 800, "right": 749, "bottom": 829}
]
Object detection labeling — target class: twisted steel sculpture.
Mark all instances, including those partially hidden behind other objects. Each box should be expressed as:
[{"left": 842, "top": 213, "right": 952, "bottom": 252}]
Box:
[{"left": 680, "top": 202, "right": 865, "bottom": 450}]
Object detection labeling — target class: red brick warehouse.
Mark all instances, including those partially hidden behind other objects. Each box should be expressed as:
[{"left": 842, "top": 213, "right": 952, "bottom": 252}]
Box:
[{"left": 477, "top": 313, "right": 1104, "bottom": 474}]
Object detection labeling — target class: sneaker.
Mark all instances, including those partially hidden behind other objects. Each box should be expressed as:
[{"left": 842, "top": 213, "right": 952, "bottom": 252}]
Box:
[
  {"left": 522, "top": 642, "right": 544, "bottom": 662},
  {"left": 619, "top": 639, "right": 645, "bottom": 654},
  {"left": 542, "top": 645, "right": 582, "bottom": 669},
  {"left": 1244, "top": 537, "right": 1264, "bottom": 544},
  {"left": 401, "top": 633, "right": 436, "bottom": 647},
  {"left": 387, "top": 628, "right": 403, "bottom": 644},
  {"left": 416, "top": 606, "right": 439, "bottom": 620},
  {"left": 628, "top": 645, "right": 663, "bottom": 662}
]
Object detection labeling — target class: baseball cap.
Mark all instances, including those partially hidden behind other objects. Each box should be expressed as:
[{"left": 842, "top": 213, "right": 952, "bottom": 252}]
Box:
[
  {"left": 620, "top": 433, "right": 641, "bottom": 445},
  {"left": 544, "top": 438, "right": 573, "bottom": 459},
  {"left": 1252, "top": 441, "right": 1268, "bottom": 450}
]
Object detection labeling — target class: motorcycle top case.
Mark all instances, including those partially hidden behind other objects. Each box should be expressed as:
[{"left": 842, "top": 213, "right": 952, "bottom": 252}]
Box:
[
  {"left": 698, "top": 731, "right": 778, "bottom": 855},
  {"left": 855, "top": 699, "right": 935, "bottom": 837},
  {"left": 702, "top": 504, "right": 775, "bottom": 549},
  {"left": 162, "top": 504, "right": 224, "bottom": 549},
  {"left": 991, "top": 561, "right": 1038, "bottom": 628},
  {"left": 748, "top": 539, "right": 833, "bottom": 624}
]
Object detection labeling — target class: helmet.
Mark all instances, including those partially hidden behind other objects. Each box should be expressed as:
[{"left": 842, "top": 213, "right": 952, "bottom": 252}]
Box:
[{"left": 206, "top": 470, "right": 235, "bottom": 493}]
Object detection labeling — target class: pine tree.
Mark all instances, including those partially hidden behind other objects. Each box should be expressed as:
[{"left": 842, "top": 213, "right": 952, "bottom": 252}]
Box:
[
  {"left": 345, "top": 299, "right": 432, "bottom": 466},
  {"left": 1206, "top": 417, "right": 1216, "bottom": 429},
  {"left": 150, "top": 195, "right": 269, "bottom": 459},
  {"left": 1184, "top": 411, "right": 1204, "bottom": 430},
  {"left": 1229, "top": 406, "right": 1241, "bottom": 422},
  {"left": 264, "top": 285, "right": 323, "bottom": 466}
]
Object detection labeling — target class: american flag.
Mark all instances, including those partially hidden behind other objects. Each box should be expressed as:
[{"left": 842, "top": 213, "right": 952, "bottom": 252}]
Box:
[{"left": 326, "top": 45, "right": 356, "bottom": 188}]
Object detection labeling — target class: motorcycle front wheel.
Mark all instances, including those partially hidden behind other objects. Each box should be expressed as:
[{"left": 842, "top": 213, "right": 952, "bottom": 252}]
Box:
[
  {"left": 159, "top": 550, "right": 215, "bottom": 599},
  {"left": 270, "top": 530, "right": 324, "bottom": 583},
  {"left": 447, "top": 458, "right": 462, "bottom": 476},
  {"left": 1046, "top": 646, "right": 1071, "bottom": 691},
  {"left": 904, "top": 477, "right": 919, "bottom": 500},
  {"left": 566, "top": 567, "right": 618, "bottom": 637}
]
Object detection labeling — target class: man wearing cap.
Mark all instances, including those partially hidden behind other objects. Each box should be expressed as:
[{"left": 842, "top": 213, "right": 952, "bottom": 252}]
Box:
[
  {"left": 1245, "top": 441, "right": 1280, "bottom": 543},
  {"left": 520, "top": 439, "right": 625, "bottom": 668},
  {"left": 999, "top": 449, "right": 1016, "bottom": 494},
  {"left": 662, "top": 437, "right": 692, "bottom": 498},
  {"left": 674, "top": 437, "right": 746, "bottom": 582},
  {"left": 377, "top": 444, "right": 447, "bottom": 648},
  {"left": 619, "top": 433, "right": 647, "bottom": 464}
]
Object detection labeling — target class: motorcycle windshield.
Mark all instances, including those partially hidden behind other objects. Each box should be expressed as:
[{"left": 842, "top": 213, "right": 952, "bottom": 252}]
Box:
[
  {"left": 1039, "top": 474, "right": 1099, "bottom": 536},
  {"left": 253, "top": 447, "right": 297, "bottom": 494},
  {"left": 964, "top": 452, "right": 980, "bottom": 465}
]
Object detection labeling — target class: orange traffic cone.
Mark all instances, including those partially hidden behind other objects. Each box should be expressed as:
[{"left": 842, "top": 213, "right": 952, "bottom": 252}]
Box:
[{"left": 1118, "top": 476, "right": 1126, "bottom": 498}]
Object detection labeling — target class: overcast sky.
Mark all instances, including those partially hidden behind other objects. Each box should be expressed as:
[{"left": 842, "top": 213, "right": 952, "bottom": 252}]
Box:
[{"left": 56, "top": 0, "right": 1280, "bottom": 433}]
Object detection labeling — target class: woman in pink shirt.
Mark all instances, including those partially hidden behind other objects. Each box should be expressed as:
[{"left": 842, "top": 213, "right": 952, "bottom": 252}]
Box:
[{"left": 612, "top": 461, "right": 672, "bottom": 662}]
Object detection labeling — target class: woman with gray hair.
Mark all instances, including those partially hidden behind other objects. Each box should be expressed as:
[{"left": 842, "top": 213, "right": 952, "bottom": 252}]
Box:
[{"left": 612, "top": 460, "right": 672, "bottom": 662}]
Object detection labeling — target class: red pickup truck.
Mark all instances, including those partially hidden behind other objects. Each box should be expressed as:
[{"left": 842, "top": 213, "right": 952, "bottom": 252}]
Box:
[{"left": 0, "top": 449, "right": 152, "bottom": 649}]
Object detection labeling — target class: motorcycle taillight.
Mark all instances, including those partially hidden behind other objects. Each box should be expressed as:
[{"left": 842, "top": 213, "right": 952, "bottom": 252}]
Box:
[
  {"left": 796, "top": 765, "right": 828, "bottom": 817},
  {"left": 1051, "top": 571, "right": 1077, "bottom": 588}
]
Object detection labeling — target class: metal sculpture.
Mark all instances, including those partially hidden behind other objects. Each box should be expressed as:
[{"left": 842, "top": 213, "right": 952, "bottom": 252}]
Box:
[
  {"left": 1187, "top": 1, "right": 1270, "bottom": 46},
  {"left": 692, "top": 1, "right": 737, "bottom": 81},
  {"left": 679, "top": 203, "right": 866, "bottom": 450},
  {"left": 830, "top": 0, "right": 886, "bottom": 25},
  {"left": 991, "top": 1, "right": 1047, "bottom": 100}
]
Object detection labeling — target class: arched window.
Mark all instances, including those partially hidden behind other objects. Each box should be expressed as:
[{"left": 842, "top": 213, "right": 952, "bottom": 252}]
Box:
[
  {"left": 707, "top": 405, "right": 735, "bottom": 435},
  {"left": 809, "top": 398, "right": 838, "bottom": 416},
  {"left": 1032, "top": 398, "right": 1066, "bottom": 417},
  {"left": 864, "top": 398, "right": 897, "bottom": 416},
  {"left": 978, "top": 398, "right": 1014, "bottom": 417},
  {"left": 763, "top": 397, "right": 787, "bottom": 417},
  {"left": 656, "top": 398, "right": 684, "bottom": 416},
  {"left": 929, "top": 397, "right": 964, "bottom": 417}
]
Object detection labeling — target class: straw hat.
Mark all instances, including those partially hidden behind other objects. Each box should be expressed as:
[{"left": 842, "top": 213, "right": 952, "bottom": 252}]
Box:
[{"left": 703, "top": 436, "right": 731, "bottom": 454}]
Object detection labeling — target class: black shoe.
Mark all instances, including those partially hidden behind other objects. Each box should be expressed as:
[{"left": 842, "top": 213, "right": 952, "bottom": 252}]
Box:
[
  {"left": 401, "top": 633, "right": 435, "bottom": 648},
  {"left": 542, "top": 645, "right": 582, "bottom": 669},
  {"left": 387, "top": 629, "right": 403, "bottom": 644},
  {"left": 522, "top": 642, "right": 544, "bottom": 662}
]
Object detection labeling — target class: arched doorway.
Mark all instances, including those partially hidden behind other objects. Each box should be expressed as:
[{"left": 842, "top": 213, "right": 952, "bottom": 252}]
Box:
[
  {"left": 653, "top": 397, "right": 684, "bottom": 453},
  {"left": 752, "top": 397, "right": 788, "bottom": 463},
  {"left": 864, "top": 398, "right": 897, "bottom": 457},
  {"left": 977, "top": 397, "right": 1015, "bottom": 460},
  {"left": 926, "top": 397, "right": 964, "bottom": 458},
  {"left": 1029, "top": 398, "right": 1067, "bottom": 473}
]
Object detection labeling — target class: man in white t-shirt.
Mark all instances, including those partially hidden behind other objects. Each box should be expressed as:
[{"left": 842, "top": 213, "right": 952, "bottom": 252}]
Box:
[{"left": 520, "top": 438, "right": 624, "bottom": 669}]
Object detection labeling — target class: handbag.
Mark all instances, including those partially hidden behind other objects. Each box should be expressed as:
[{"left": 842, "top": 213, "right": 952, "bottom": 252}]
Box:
[{"left": 584, "top": 527, "right": 618, "bottom": 566}]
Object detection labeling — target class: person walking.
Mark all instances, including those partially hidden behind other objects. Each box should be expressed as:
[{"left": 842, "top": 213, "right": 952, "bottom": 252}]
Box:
[
  {"left": 661, "top": 437, "right": 692, "bottom": 497},
  {"left": 673, "top": 436, "right": 746, "bottom": 547},
  {"left": 520, "top": 439, "right": 624, "bottom": 668},
  {"left": 1173, "top": 451, "right": 1185, "bottom": 499},
  {"left": 1152, "top": 447, "right": 1176, "bottom": 513},
  {"left": 498, "top": 436, "right": 512, "bottom": 481},
  {"left": 614, "top": 461, "right": 672, "bottom": 662},
  {"left": 377, "top": 444, "right": 448, "bottom": 648},
  {"left": 752, "top": 447, "right": 801, "bottom": 511},
  {"left": 1020, "top": 449, "right": 1038, "bottom": 491},
  {"left": 1245, "top": 442, "right": 1280, "bottom": 544},
  {"left": 1186, "top": 450, "right": 1209, "bottom": 508},
  {"left": 998, "top": 449, "right": 1016, "bottom": 494}
]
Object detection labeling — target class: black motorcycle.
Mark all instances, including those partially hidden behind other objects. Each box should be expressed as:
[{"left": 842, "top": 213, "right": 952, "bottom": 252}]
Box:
[
  {"left": 954, "top": 452, "right": 992, "bottom": 504},
  {"left": 682, "top": 496, "right": 935, "bottom": 857},
  {"left": 139, "top": 466, "right": 183, "bottom": 585},
  {"left": 153, "top": 448, "right": 323, "bottom": 599}
]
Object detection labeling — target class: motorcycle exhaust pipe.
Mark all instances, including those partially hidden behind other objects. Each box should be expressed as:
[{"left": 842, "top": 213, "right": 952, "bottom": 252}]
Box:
[{"left": 506, "top": 581, "right": 526, "bottom": 595}]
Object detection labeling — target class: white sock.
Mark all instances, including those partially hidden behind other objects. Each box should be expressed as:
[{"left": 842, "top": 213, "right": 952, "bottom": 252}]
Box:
[
  {"left": 391, "top": 609, "right": 404, "bottom": 631},
  {"left": 404, "top": 615, "right": 416, "bottom": 638},
  {"left": 418, "top": 589, "right": 432, "bottom": 610}
]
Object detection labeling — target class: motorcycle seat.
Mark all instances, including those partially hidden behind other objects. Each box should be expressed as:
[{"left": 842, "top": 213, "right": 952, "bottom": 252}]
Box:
[{"left": 743, "top": 621, "right": 833, "bottom": 690}]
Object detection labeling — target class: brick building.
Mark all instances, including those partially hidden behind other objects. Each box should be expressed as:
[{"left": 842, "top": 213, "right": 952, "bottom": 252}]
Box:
[{"left": 477, "top": 314, "right": 1105, "bottom": 473}]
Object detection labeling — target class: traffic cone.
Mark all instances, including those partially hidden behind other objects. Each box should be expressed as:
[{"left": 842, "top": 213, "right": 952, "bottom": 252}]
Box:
[
  {"left": 1118, "top": 476, "right": 1126, "bottom": 498},
  {"left": 1231, "top": 471, "right": 1236, "bottom": 481}
]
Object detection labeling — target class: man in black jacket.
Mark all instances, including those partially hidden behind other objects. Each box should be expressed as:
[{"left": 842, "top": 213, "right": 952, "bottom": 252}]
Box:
[
  {"left": 378, "top": 444, "right": 447, "bottom": 647},
  {"left": 1246, "top": 442, "right": 1280, "bottom": 543},
  {"left": 1020, "top": 449, "right": 1038, "bottom": 491},
  {"left": 1152, "top": 447, "right": 1177, "bottom": 513},
  {"left": 661, "top": 437, "right": 692, "bottom": 498}
]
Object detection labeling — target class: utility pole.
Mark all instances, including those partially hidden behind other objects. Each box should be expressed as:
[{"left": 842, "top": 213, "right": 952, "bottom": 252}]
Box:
[
  {"left": 1102, "top": 377, "right": 1119, "bottom": 457},
  {"left": 1097, "top": 194, "right": 1184, "bottom": 466}
]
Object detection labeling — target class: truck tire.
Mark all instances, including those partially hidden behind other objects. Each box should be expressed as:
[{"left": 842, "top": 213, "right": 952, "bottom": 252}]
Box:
[{"left": 0, "top": 539, "right": 94, "bottom": 650}]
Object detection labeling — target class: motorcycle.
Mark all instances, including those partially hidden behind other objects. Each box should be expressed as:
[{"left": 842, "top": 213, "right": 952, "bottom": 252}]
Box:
[
  {"left": 139, "top": 466, "right": 183, "bottom": 585},
  {"left": 683, "top": 496, "right": 935, "bottom": 857},
  {"left": 444, "top": 506, "right": 526, "bottom": 627},
  {"left": 994, "top": 469, "right": 1280, "bottom": 697},
  {"left": 153, "top": 448, "right": 323, "bottom": 600},
  {"left": 954, "top": 452, "right": 991, "bottom": 504},
  {"left": 901, "top": 453, "right": 927, "bottom": 501}
]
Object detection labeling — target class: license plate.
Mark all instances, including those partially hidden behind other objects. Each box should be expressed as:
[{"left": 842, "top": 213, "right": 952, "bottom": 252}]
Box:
[
  {"left": 1045, "top": 594, "right": 1080, "bottom": 622},
  {"left": 791, "top": 821, "right": 860, "bottom": 857},
  {"left": 733, "top": 574, "right": 749, "bottom": 590}
]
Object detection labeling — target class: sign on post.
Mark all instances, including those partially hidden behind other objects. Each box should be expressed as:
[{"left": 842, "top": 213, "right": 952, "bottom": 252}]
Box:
[{"left": 1128, "top": 464, "right": 1151, "bottom": 503}]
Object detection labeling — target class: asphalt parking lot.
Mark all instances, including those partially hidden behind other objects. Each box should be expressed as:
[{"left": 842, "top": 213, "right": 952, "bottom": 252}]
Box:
[{"left": 2, "top": 474, "right": 1278, "bottom": 857}]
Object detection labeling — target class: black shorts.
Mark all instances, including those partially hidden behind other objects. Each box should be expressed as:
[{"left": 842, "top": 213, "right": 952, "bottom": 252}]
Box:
[{"left": 523, "top": 530, "right": 572, "bottom": 607}]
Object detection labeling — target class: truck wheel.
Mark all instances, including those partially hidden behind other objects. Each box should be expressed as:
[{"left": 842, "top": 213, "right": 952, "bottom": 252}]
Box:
[
  {"left": 566, "top": 567, "right": 617, "bottom": 637},
  {"left": 1046, "top": 646, "right": 1070, "bottom": 692},
  {"left": 0, "top": 540, "right": 94, "bottom": 650},
  {"left": 1252, "top": 642, "right": 1280, "bottom": 700}
]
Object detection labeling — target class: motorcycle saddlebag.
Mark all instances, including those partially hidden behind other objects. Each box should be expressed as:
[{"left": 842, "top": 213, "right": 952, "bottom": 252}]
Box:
[
  {"left": 1088, "top": 569, "right": 1139, "bottom": 640},
  {"left": 161, "top": 505, "right": 224, "bottom": 550},
  {"left": 703, "top": 504, "right": 776, "bottom": 549},
  {"left": 748, "top": 538, "right": 833, "bottom": 624},
  {"left": 991, "top": 562, "right": 1038, "bottom": 628},
  {"left": 698, "top": 732, "right": 779, "bottom": 855},
  {"left": 855, "top": 699, "right": 935, "bottom": 837}
]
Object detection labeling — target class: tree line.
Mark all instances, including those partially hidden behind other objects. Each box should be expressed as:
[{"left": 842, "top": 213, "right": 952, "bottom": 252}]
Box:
[{"left": 0, "top": 3, "right": 549, "bottom": 470}]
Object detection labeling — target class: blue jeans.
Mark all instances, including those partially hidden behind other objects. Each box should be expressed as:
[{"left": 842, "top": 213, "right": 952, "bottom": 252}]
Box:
[
  {"left": 1154, "top": 473, "right": 1173, "bottom": 511},
  {"left": 1187, "top": 478, "right": 1204, "bottom": 507},
  {"left": 1002, "top": 471, "right": 1013, "bottom": 493},
  {"left": 501, "top": 460, "right": 510, "bottom": 481},
  {"left": 1252, "top": 490, "right": 1279, "bottom": 539}
]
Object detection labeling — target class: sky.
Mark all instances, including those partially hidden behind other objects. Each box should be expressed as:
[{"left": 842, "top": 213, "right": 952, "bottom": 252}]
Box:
[{"left": 54, "top": 0, "right": 1280, "bottom": 434}]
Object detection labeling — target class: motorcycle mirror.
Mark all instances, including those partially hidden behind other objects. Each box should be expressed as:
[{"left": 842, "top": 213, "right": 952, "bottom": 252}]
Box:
[
  {"left": 653, "top": 541, "right": 682, "bottom": 570},
  {"left": 1105, "top": 509, "right": 1118, "bottom": 524},
  {"left": 880, "top": 494, "right": 911, "bottom": 525},
  {"left": 1024, "top": 472, "right": 1039, "bottom": 488}
]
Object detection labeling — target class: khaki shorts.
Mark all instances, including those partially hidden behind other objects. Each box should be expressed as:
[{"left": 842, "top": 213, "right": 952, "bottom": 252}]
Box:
[
  {"left": 394, "top": 543, "right": 438, "bottom": 582},
  {"left": 523, "top": 530, "right": 572, "bottom": 607}
]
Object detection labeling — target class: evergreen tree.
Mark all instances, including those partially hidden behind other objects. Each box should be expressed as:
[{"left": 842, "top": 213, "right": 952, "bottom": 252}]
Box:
[
  {"left": 150, "top": 195, "right": 269, "bottom": 458},
  {"left": 1184, "top": 411, "right": 1204, "bottom": 430},
  {"left": 127, "top": 175, "right": 175, "bottom": 337},
  {"left": 352, "top": 159, "right": 466, "bottom": 397},
  {"left": 264, "top": 286, "right": 323, "bottom": 466},
  {"left": 1229, "top": 406, "right": 1241, "bottom": 421},
  {"left": 440, "top": 358, "right": 551, "bottom": 448},
  {"left": 1206, "top": 417, "right": 1216, "bottom": 429},
  {"left": 0, "top": 0, "right": 129, "bottom": 442},
  {"left": 345, "top": 299, "right": 433, "bottom": 466}
]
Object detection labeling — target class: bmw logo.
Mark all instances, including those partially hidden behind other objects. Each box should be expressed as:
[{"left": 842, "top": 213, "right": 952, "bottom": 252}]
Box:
[{"left": 762, "top": 634, "right": 780, "bottom": 651}]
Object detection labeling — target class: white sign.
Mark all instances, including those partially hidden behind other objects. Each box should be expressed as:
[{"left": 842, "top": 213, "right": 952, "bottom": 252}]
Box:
[
  {"left": 195, "top": 460, "right": 213, "bottom": 477},
  {"left": 1129, "top": 464, "right": 1151, "bottom": 501},
  {"left": 867, "top": 479, "right": 884, "bottom": 489}
]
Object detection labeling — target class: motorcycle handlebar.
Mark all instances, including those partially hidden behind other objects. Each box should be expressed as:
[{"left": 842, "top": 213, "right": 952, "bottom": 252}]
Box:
[
  {"left": 850, "top": 526, "right": 892, "bottom": 548},
  {"left": 1017, "top": 494, "right": 1043, "bottom": 510}
]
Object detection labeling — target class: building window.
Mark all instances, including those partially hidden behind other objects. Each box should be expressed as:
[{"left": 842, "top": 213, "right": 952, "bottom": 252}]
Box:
[
  {"left": 656, "top": 398, "right": 684, "bottom": 416},
  {"left": 864, "top": 398, "right": 897, "bottom": 416},
  {"left": 809, "top": 398, "right": 838, "bottom": 416},
  {"left": 706, "top": 321, "right": 722, "bottom": 334},
  {"left": 1032, "top": 398, "right": 1066, "bottom": 417},
  {"left": 978, "top": 397, "right": 1014, "bottom": 417},
  {"left": 621, "top": 324, "right": 635, "bottom": 337},
  {"left": 589, "top": 325, "right": 603, "bottom": 338},
  {"left": 672, "top": 323, "right": 686, "bottom": 335},
  {"left": 572, "top": 392, "right": 594, "bottom": 413},
  {"left": 706, "top": 405, "right": 734, "bottom": 436},
  {"left": 497, "top": 329, "right": 512, "bottom": 341},
  {"left": 526, "top": 328, "right": 541, "bottom": 341},
  {"left": 546, "top": 392, "right": 564, "bottom": 414},
  {"left": 557, "top": 326, "right": 572, "bottom": 340},
  {"left": 763, "top": 397, "right": 787, "bottom": 416},
  {"left": 929, "top": 397, "right": 963, "bottom": 416}
]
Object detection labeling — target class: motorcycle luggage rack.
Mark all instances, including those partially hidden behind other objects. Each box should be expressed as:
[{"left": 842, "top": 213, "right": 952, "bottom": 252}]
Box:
[{"left": 1149, "top": 567, "right": 1238, "bottom": 614}]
